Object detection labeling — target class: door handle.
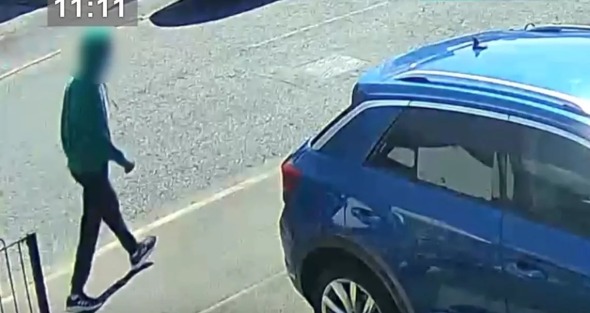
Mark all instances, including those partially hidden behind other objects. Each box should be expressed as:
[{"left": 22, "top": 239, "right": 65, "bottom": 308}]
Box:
[
  {"left": 350, "top": 207, "right": 381, "bottom": 225},
  {"left": 506, "top": 261, "right": 547, "bottom": 280}
]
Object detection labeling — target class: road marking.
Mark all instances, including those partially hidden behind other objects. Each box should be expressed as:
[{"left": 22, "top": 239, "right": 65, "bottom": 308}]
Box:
[
  {"left": 0, "top": 50, "right": 61, "bottom": 81},
  {"left": 196, "top": 271, "right": 286, "bottom": 313},
  {"left": 245, "top": 1, "right": 388, "bottom": 50},
  {"left": 0, "top": 169, "right": 278, "bottom": 306}
]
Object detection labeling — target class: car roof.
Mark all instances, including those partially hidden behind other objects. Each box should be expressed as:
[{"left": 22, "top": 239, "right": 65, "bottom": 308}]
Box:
[{"left": 358, "top": 25, "right": 590, "bottom": 119}]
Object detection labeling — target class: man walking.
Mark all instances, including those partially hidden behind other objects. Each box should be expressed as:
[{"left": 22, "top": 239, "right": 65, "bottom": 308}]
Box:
[{"left": 60, "top": 28, "right": 156, "bottom": 312}]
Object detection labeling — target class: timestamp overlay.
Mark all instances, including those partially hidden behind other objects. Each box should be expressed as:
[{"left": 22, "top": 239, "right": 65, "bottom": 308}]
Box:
[{"left": 47, "top": 0, "right": 138, "bottom": 27}]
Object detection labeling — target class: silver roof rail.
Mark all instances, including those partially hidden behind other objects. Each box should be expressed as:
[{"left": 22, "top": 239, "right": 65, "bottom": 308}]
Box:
[
  {"left": 395, "top": 69, "right": 590, "bottom": 114},
  {"left": 524, "top": 24, "right": 590, "bottom": 32}
]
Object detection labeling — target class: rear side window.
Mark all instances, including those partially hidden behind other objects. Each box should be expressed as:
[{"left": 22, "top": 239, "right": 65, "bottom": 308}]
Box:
[
  {"left": 508, "top": 124, "right": 590, "bottom": 238},
  {"left": 311, "top": 107, "right": 352, "bottom": 147},
  {"left": 319, "top": 106, "right": 402, "bottom": 160},
  {"left": 368, "top": 107, "right": 520, "bottom": 203}
]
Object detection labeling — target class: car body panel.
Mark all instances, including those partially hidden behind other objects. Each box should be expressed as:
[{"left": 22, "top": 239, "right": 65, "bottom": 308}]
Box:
[
  {"left": 279, "top": 105, "right": 404, "bottom": 292},
  {"left": 502, "top": 213, "right": 590, "bottom": 313},
  {"left": 359, "top": 163, "right": 505, "bottom": 313}
]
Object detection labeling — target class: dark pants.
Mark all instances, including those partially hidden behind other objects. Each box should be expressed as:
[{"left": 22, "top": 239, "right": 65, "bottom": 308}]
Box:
[{"left": 69, "top": 165, "right": 138, "bottom": 295}]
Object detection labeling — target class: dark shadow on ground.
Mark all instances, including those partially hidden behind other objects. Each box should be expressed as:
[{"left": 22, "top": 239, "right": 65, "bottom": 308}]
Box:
[
  {"left": 89, "top": 262, "right": 154, "bottom": 312},
  {"left": 149, "top": 0, "right": 281, "bottom": 27},
  {"left": 0, "top": 0, "right": 47, "bottom": 25}
]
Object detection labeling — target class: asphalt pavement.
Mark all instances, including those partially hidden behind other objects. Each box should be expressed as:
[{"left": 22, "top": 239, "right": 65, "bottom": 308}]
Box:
[{"left": 1, "top": 0, "right": 590, "bottom": 310}]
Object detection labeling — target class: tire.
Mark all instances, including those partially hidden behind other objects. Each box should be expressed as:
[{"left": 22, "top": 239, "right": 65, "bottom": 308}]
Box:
[{"left": 310, "top": 261, "right": 399, "bottom": 313}]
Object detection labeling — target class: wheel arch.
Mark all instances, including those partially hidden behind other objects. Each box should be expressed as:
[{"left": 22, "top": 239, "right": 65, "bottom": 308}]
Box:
[{"left": 298, "top": 235, "right": 414, "bottom": 313}]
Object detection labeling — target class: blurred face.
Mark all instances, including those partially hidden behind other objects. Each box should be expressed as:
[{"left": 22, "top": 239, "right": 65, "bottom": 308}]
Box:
[{"left": 96, "top": 43, "right": 113, "bottom": 81}]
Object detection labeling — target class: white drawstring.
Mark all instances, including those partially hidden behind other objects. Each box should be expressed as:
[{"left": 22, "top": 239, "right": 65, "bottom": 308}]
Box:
[{"left": 103, "top": 84, "right": 118, "bottom": 109}]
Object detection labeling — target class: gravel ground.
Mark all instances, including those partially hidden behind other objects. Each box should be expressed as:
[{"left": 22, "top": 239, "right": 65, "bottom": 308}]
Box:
[{"left": 1, "top": 0, "right": 590, "bottom": 273}]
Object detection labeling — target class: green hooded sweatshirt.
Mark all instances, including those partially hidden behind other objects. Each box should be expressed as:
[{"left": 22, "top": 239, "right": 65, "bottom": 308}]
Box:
[{"left": 60, "top": 28, "right": 127, "bottom": 174}]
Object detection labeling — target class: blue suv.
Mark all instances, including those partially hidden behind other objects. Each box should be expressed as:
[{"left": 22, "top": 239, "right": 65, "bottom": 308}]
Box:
[{"left": 279, "top": 24, "right": 590, "bottom": 313}]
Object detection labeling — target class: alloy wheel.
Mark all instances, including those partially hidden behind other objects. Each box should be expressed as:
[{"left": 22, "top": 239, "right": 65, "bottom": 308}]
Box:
[{"left": 321, "top": 278, "right": 381, "bottom": 313}]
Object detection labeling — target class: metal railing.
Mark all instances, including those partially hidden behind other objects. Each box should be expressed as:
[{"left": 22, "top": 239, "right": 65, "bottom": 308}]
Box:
[{"left": 0, "top": 233, "right": 50, "bottom": 313}]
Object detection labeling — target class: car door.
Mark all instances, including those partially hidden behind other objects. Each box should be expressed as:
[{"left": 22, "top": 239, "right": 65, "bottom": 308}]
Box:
[
  {"left": 365, "top": 103, "right": 514, "bottom": 313},
  {"left": 500, "top": 116, "right": 590, "bottom": 313}
]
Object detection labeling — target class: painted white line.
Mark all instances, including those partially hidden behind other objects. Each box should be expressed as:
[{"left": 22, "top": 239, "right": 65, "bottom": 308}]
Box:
[
  {"left": 0, "top": 169, "right": 277, "bottom": 306},
  {"left": 196, "top": 271, "right": 286, "bottom": 313},
  {"left": 0, "top": 49, "right": 61, "bottom": 81},
  {"left": 245, "top": 1, "right": 389, "bottom": 49},
  {"left": 98, "top": 169, "right": 277, "bottom": 251}
]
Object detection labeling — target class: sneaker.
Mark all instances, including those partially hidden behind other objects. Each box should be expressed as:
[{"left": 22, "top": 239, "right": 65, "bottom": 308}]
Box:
[
  {"left": 130, "top": 235, "right": 157, "bottom": 270},
  {"left": 66, "top": 294, "right": 103, "bottom": 312}
]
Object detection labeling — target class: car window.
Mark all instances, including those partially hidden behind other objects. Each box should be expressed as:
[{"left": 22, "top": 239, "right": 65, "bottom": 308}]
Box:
[
  {"left": 509, "top": 124, "right": 590, "bottom": 238},
  {"left": 368, "top": 107, "right": 520, "bottom": 203},
  {"left": 320, "top": 105, "right": 401, "bottom": 160}
]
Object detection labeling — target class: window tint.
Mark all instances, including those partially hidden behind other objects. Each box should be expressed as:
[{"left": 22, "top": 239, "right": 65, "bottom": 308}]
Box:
[
  {"left": 509, "top": 125, "right": 590, "bottom": 238},
  {"left": 321, "top": 106, "right": 401, "bottom": 159},
  {"left": 369, "top": 107, "right": 520, "bottom": 202},
  {"left": 311, "top": 106, "right": 352, "bottom": 147}
]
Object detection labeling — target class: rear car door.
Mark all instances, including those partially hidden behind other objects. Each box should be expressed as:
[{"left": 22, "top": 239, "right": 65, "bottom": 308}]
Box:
[
  {"left": 500, "top": 116, "right": 590, "bottom": 313},
  {"left": 365, "top": 103, "right": 515, "bottom": 313}
]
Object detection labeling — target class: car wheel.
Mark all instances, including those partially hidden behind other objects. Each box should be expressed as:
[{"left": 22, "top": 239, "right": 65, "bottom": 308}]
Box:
[{"left": 310, "top": 261, "right": 398, "bottom": 313}]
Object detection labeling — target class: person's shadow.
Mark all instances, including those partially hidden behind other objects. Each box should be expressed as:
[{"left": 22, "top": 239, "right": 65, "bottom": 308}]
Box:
[{"left": 87, "top": 262, "right": 154, "bottom": 312}]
